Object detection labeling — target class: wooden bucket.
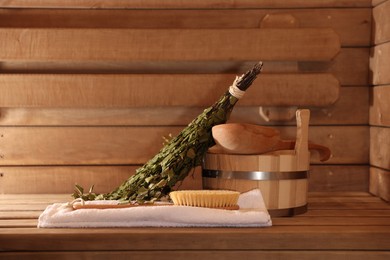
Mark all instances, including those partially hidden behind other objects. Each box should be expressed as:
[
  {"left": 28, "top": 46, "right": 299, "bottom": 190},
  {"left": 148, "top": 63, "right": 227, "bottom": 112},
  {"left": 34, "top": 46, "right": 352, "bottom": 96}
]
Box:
[{"left": 202, "top": 110, "right": 310, "bottom": 217}]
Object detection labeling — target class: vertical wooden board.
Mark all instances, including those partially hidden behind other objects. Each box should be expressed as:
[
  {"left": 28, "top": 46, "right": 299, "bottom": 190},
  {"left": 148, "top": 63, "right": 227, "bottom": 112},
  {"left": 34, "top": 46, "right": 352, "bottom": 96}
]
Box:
[
  {"left": 309, "top": 165, "right": 369, "bottom": 192},
  {"left": 370, "top": 85, "right": 390, "bottom": 127},
  {"left": 372, "top": 0, "right": 390, "bottom": 44},
  {"left": 370, "top": 43, "right": 390, "bottom": 85},
  {"left": 370, "top": 127, "right": 390, "bottom": 169},
  {"left": 0, "top": 166, "right": 202, "bottom": 194},
  {"left": 0, "top": 28, "right": 340, "bottom": 62},
  {"left": 370, "top": 167, "right": 390, "bottom": 202}
]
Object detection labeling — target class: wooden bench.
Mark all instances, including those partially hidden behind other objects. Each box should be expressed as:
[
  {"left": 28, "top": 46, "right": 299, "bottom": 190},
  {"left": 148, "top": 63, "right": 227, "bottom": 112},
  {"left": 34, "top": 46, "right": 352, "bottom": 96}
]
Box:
[
  {"left": 0, "top": 1, "right": 389, "bottom": 259},
  {"left": 1, "top": 192, "right": 389, "bottom": 259}
]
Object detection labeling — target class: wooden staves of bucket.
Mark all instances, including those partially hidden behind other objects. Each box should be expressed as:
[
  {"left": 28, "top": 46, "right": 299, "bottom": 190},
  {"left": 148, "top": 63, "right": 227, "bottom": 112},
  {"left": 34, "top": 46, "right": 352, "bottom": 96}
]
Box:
[{"left": 203, "top": 109, "right": 330, "bottom": 217}]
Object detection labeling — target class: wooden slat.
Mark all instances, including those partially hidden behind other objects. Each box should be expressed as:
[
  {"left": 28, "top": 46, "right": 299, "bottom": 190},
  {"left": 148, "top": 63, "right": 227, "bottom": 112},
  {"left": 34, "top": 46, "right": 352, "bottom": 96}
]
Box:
[
  {"left": 0, "top": 165, "right": 367, "bottom": 194},
  {"left": 370, "top": 85, "right": 390, "bottom": 127},
  {"left": 0, "top": 166, "right": 202, "bottom": 194},
  {"left": 1, "top": 251, "right": 389, "bottom": 260},
  {"left": 1, "top": 226, "right": 389, "bottom": 251},
  {"left": 305, "top": 209, "right": 390, "bottom": 217},
  {"left": 4, "top": 216, "right": 390, "bottom": 228},
  {"left": 0, "top": 126, "right": 369, "bottom": 165},
  {"left": 309, "top": 192, "right": 372, "bottom": 197},
  {"left": 1, "top": 193, "right": 388, "bottom": 256},
  {"left": 0, "top": 48, "right": 368, "bottom": 86},
  {"left": 0, "top": 204, "right": 52, "bottom": 211},
  {"left": 300, "top": 48, "right": 369, "bottom": 86},
  {"left": 0, "top": 28, "right": 340, "bottom": 62},
  {"left": 0, "top": 194, "right": 70, "bottom": 200},
  {"left": 0, "top": 0, "right": 372, "bottom": 9},
  {"left": 0, "top": 219, "right": 38, "bottom": 228},
  {"left": 370, "top": 127, "right": 390, "bottom": 170},
  {"left": 0, "top": 126, "right": 181, "bottom": 165},
  {"left": 372, "top": 0, "right": 390, "bottom": 45},
  {"left": 308, "top": 201, "right": 389, "bottom": 210},
  {"left": 280, "top": 126, "right": 369, "bottom": 164},
  {"left": 0, "top": 74, "right": 339, "bottom": 108},
  {"left": 0, "top": 211, "right": 41, "bottom": 219},
  {"left": 233, "top": 86, "right": 368, "bottom": 125},
  {"left": 308, "top": 195, "right": 385, "bottom": 203},
  {"left": 370, "top": 167, "right": 390, "bottom": 202},
  {"left": 0, "top": 86, "right": 368, "bottom": 126},
  {"left": 0, "top": 8, "right": 371, "bottom": 47},
  {"left": 309, "top": 165, "right": 369, "bottom": 192},
  {"left": 273, "top": 217, "right": 390, "bottom": 226},
  {"left": 0, "top": 166, "right": 135, "bottom": 195},
  {"left": 370, "top": 42, "right": 390, "bottom": 85}
]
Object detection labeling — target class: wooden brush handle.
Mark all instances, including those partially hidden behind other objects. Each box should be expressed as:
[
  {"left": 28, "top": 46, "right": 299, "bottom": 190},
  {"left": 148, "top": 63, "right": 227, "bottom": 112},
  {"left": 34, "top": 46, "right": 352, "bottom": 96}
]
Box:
[
  {"left": 72, "top": 203, "right": 172, "bottom": 210},
  {"left": 73, "top": 203, "right": 239, "bottom": 210}
]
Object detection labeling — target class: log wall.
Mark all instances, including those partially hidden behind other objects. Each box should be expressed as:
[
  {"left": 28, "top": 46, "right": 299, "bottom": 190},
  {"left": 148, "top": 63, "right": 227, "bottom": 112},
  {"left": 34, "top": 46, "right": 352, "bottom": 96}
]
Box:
[
  {"left": 370, "top": 0, "right": 390, "bottom": 201},
  {"left": 0, "top": 0, "right": 373, "bottom": 194}
]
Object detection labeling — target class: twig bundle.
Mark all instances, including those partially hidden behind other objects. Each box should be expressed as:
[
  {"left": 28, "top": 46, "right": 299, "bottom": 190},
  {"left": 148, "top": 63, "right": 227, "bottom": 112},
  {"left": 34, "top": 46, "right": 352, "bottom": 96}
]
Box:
[{"left": 73, "top": 62, "right": 263, "bottom": 202}]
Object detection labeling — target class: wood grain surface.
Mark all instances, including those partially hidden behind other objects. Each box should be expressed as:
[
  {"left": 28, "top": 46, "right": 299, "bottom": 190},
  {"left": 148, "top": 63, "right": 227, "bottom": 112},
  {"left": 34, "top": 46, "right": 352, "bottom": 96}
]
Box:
[
  {"left": 0, "top": 126, "right": 368, "bottom": 165},
  {"left": 0, "top": 0, "right": 372, "bottom": 9},
  {"left": 0, "top": 73, "right": 339, "bottom": 108},
  {"left": 0, "top": 28, "right": 340, "bottom": 62},
  {"left": 0, "top": 192, "right": 389, "bottom": 260},
  {"left": 0, "top": 8, "right": 371, "bottom": 47}
]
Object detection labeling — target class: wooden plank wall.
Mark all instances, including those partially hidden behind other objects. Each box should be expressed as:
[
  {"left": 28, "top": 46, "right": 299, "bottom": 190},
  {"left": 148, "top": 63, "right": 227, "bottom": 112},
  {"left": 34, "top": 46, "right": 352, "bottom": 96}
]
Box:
[
  {"left": 370, "top": 0, "right": 390, "bottom": 202},
  {"left": 0, "top": 0, "right": 372, "bottom": 194}
]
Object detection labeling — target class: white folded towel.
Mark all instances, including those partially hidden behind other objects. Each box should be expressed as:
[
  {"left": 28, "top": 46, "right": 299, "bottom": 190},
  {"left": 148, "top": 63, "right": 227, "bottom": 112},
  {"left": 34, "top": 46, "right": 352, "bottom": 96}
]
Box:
[{"left": 38, "top": 189, "right": 272, "bottom": 228}]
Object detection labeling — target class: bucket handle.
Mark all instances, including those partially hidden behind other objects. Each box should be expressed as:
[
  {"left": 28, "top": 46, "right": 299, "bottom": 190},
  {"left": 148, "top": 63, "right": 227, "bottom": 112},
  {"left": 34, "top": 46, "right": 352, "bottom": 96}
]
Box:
[{"left": 295, "top": 109, "right": 310, "bottom": 170}]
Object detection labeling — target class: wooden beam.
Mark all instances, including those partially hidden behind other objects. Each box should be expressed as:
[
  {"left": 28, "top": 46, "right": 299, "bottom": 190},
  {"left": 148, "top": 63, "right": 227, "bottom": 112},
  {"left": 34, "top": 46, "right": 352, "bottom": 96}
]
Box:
[
  {"left": 0, "top": 126, "right": 369, "bottom": 165},
  {"left": 0, "top": 8, "right": 371, "bottom": 47},
  {"left": 372, "top": 0, "right": 390, "bottom": 45},
  {"left": 0, "top": 251, "right": 389, "bottom": 260},
  {"left": 370, "top": 127, "right": 390, "bottom": 170},
  {"left": 0, "top": 0, "right": 372, "bottom": 9},
  {"left": 370, "top": 42, "right": 390, "bottom": 85},
  {"left": 0, "top": 165, "right": 367, "bottom": 194},
  {"left": 0, "top": 166, "right": 202, "bottom": 194},
  {"left": 370, "top": 167, "right": 390, "bottom": 202},
  {"left": 0, "top": 226, "right": 389, "bottom": 251},
  {"left": 370, "top": 85, "right": 390, "bottom": 127},
  {"left": 0, "top": 73, "right": 339, "bottom": 108},
  {"left": 0, "top": 87, "right": 368, "bottom": 126},
  {"left": 0, "top": 28, "right": 340, "bottom": 62},
  {"left": 309, "top": 165, "right": 369, "bottom": 192},
  {"left": 0, "top": 48, "right": 368, "bottom": 86}
]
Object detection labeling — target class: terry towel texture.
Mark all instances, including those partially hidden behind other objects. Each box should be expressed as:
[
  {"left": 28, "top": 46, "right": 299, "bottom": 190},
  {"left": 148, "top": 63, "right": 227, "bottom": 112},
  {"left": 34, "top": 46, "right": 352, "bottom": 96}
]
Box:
[{"left": 38, "top": 189, "right": 272, "bottom": 228}]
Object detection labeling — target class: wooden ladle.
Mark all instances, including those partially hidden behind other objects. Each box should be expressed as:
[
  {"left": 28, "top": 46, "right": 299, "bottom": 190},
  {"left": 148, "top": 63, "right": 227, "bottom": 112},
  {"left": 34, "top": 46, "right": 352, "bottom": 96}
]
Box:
[{"left": 209, "top": 123, "right": 331, "bottom": 162}]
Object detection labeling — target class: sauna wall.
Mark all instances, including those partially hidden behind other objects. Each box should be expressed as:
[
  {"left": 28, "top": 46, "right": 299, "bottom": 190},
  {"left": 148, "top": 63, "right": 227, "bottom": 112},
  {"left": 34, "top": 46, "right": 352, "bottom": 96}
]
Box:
[
  {"left": 370, "top": 0, "right": 390, "bottom": 201},
  {"left": 0, "top": 0, "right": 372, "bottom": 194}
]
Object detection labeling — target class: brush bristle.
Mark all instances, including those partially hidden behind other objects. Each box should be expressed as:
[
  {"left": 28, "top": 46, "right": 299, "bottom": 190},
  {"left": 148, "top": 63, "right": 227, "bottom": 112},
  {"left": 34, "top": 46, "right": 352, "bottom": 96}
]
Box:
[{"left": 170, "top": 190, "right": 239, "bottom": 208}]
